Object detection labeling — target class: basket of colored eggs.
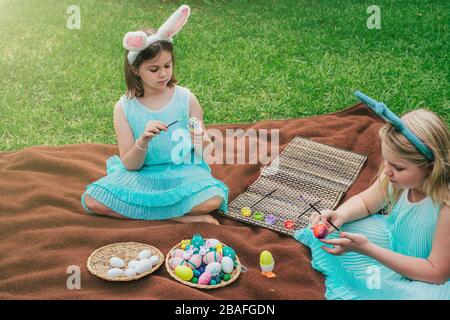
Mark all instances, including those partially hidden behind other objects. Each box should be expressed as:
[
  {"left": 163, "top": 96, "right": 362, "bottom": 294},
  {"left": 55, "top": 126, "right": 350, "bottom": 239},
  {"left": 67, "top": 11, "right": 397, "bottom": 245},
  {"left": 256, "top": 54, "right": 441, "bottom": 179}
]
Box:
[
  {"left": 87, "top": 242, "right": 164, "bottom": 281},
  {"left": 165, "top": 233, "right": 242, "bottom": 289}
]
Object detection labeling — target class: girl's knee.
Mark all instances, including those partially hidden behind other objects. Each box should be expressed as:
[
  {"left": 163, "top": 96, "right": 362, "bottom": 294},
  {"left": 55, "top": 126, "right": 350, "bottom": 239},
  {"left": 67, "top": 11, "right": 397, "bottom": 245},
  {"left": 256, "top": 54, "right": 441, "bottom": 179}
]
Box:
[
  {"left": 193, "top": 196, "right": 223, "bottom": 214},
  {"left": 84, "top": 195, "right": 111, "bottom": 215}
]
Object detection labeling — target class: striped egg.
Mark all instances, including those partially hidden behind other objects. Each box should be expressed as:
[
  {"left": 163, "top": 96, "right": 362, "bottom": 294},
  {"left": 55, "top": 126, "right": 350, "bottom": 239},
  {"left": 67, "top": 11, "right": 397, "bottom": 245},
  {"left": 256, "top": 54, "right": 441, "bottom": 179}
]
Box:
[
  {"left": 202, "top": 251, "right": 222, "bottom": 264},
  {"left": 205, "top": 238, "right": 221, "bottom": 248},
  {"left": 185, "top": 254, "right": 202, "bottom": 270},
  {"left": 170, "top": 248, "right": 186, "bottom": 258},
  {"left": 168, "top": 256, "right": 188, "bottom": 269}
]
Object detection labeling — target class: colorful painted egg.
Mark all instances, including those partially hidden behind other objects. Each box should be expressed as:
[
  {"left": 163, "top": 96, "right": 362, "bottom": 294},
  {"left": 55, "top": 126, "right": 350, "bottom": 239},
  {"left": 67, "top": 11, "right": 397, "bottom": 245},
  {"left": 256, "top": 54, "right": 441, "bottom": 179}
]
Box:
[
  {"left": 222, "top": 246, "right": 236, "bottom": 260},
  {"left": 241, "top": 207, "right": 252, "bottom": 217},
  {"left": 215, "top": 243, "right": 223, "bottom": 255},
  {"left": 185, "top": 254, "right": 202, "bottom": 270},
  {"left": 221, "top": 256, "right": 234, "bottom": 274},
  {"left": 205, "top": 238, "right": 221, "bottom": 248},
  {"left": 168, "top": 256, "right": 187, "bottom": 269},
  {"left": 252, "top": 211, "right": 264, "bottom": 220},
  {"left": 198, "top": 245, "right": 209, "bottom": 256},
  {"left": 175, "top": 266, "right": 193, "bottom": 281},
  {"left": 202, "top": 251, "right": 222, "bottom": 264},
  {"left": 180, "top": 239, "right": 191, "bottom": 250},
  {"left": 191, "top": 277, "right": 198, "bottom": 284},
  {"left": 312, "top": 223, "right": 329, "bottom": 239},
  {"left": 191, "top": 233, "right": 205, "bottom": 248},
  {"left": 284, "top": 219, "right": 295, "bottom": 229},
  {"left": 182, "top": 251, "right": 193, "bottom": 260},
  {"left": 205, "top": 262, "right": 222, "bottom": 277},
  {"left": 188, "top": 117, "right": 201, "bottom": 131},
  {"left": 265, "top": 214, "right": 277, "bottom": 225},
  {"left": 223, "top": 273, "right": 231, "bottom": 281},
  {"left": 170, "top": 248, "right": 186, "bottom": 258},
  {"left": 210, "top": 279, "right": 217, "bottom": 285},
  {"left": 198, "top": 271, "right": 212, "bottom": 285}
]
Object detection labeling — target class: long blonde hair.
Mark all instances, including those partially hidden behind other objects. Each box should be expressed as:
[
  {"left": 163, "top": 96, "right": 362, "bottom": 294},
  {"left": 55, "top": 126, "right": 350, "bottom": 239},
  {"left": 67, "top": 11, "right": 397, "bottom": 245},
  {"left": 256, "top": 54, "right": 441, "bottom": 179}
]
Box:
[{"left": 377, "top": 109, "right": 449, "bottom": 209}]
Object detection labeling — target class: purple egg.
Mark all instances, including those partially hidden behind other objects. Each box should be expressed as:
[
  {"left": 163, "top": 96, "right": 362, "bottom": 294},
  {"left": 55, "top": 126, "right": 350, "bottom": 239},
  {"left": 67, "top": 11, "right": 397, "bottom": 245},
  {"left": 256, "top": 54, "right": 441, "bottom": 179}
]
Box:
[{"left": 265, "top": 214, "right": 277, "bottom": 225}]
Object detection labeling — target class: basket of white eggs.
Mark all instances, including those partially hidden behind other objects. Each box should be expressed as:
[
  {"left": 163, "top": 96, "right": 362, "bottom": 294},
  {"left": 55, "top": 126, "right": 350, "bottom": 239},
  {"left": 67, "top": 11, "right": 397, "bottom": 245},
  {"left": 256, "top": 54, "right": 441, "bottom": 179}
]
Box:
[
  {"left": 87, "top": 242, "right": 164, "bottom": 281},
  {"left": 165, "top": 233, "right": 242, "bottom": 289}
]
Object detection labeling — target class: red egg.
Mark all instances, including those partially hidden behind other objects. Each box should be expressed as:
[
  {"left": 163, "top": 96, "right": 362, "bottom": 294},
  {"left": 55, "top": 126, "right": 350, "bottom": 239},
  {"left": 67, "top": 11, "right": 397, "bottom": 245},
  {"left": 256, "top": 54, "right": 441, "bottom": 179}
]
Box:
[{"left": 312, "top": 223, "right": 329, "bottom": 239}]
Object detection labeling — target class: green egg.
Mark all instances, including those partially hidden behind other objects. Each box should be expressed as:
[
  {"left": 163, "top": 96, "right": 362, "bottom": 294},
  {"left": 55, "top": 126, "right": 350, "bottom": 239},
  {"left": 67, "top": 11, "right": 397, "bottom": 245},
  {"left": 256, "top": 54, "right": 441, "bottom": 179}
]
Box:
[
  {"left": 253, "top": 211, "right": 264, "bottom": 220},
  {"left": 191, "top": 277, "right": 198, "bottom": 284},
  {"left": 223, "top": 274, "right": 231, "bottom": 281},
  {"left": 222, "top": 247, "right": 236, "bottom": 260}
]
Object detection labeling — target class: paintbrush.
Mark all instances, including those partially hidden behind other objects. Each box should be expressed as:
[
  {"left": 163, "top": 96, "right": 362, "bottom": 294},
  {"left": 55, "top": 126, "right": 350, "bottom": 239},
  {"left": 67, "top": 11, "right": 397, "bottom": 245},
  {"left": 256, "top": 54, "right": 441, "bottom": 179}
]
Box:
[
  {"left": 250, "top": 189, "right": 277, "bottom": 209},
  {"left": 167, "top": 120, "right": 179, "bottom": 128},
  {"left": 299, "top": 195, "right": 341, "bottom": 232}
]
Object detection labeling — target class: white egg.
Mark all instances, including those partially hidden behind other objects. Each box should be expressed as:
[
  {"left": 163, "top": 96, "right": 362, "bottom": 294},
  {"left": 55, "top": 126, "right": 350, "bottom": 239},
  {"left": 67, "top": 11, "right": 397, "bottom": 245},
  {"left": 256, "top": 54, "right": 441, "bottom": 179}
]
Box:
[
  {"left": 138, "top": 249, "right": 152, "bottom": 260},
  {"left": 221, "top": 256, "right": 234, "bottom": 274},
  {"left": 124, "top": 268, "right": 137, "bottom": 278},
  {"left": 109, "top": 257, "right": 125, "bottom": 268},
  {"left": 149, "top": 255, "right": 160, "bottom": 267},
  {"left": 107, "top": 268, "right": 124, "bottom": 278},
  {"left": 135, "top": 258, "right": 153, "bottom": 274},
  {"left": 127, "top": 259, "right": 140, "bottom": 269},
  {"left": 205, "top": 262, "right": 222, "bottom": 276}
]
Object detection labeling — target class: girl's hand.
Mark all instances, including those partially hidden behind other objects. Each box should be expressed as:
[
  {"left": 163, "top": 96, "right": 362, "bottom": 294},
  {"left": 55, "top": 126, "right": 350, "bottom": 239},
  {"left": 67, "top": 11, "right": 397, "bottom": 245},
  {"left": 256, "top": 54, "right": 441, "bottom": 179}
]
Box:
[
  {"left": 320, "top": 232, "right": 374, "bottom": 256},
  {"left": 190, "top": 126, "right": 206, "bottom": 148},
  {"left": 310, "top": 209, "right": 345, "bottom": 234},
  {"left": 140, "top": 120, "right": 168, "bottom": 144}
]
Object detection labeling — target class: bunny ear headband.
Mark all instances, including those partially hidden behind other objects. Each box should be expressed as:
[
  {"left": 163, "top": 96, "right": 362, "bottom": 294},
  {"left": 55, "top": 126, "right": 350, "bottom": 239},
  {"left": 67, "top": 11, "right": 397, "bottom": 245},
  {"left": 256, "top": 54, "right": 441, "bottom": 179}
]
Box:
[
  {"left": 123, "top": 4, "right": 190, "bottom": 65},
  {"left": 355, "top": 91, "right": 434, "bottom": 162}
]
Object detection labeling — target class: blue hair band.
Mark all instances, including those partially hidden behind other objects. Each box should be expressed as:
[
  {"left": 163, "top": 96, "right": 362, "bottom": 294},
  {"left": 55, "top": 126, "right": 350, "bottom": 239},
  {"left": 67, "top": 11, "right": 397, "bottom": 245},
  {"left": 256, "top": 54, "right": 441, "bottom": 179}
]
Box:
[{"left": 354, "top": 91, "right": 434, "bottom": 162}]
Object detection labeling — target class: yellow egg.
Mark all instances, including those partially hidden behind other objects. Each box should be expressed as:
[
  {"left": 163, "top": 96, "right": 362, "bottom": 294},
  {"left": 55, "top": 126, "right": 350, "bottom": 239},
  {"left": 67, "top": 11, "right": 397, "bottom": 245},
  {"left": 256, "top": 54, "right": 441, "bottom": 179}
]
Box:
[
  {"left": 241, "top": 207, "right": 252, "bottom": 217},
  {"left": 175, "top": 266, "right": 193, "bottom": 281},
  {"left": 260, "top": 250, "right": 274, "bottom": 266}
]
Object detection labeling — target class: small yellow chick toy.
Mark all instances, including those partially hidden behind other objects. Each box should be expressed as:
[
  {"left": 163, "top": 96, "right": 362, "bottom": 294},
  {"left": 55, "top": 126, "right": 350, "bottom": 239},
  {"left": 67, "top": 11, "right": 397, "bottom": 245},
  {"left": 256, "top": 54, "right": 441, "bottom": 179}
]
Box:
[{"left": 260, "top": 250, "right": 276, "bottom": 278}]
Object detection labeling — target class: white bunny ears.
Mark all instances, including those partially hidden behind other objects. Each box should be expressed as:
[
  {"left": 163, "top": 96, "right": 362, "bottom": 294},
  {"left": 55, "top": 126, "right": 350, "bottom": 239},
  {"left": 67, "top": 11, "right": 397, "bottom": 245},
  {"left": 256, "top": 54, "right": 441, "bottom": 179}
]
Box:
[{"left": 123, "top": 4, "right": 191, "bottom": 65}]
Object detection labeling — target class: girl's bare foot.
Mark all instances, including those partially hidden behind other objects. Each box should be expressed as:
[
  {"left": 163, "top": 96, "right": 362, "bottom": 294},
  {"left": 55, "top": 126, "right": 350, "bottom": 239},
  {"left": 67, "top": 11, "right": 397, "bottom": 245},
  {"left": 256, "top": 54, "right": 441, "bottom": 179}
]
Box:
[{"left": 171, "top": 214, "right": 220, "bottom": 225}]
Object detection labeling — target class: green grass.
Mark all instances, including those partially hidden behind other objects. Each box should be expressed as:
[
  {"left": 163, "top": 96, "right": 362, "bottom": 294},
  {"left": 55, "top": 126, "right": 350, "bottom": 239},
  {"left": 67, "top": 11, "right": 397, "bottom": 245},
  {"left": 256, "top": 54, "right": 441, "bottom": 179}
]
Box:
[{"left": 0, "top": 0, "right": 448, "bottom": 151}]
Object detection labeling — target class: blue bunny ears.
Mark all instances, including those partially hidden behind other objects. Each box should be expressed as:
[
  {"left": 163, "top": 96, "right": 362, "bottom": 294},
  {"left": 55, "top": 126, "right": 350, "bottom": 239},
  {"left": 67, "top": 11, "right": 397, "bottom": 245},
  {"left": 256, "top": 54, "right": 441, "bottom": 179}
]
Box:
[{"left": 354, "top": 91, "right": 434, "bottom": 162}]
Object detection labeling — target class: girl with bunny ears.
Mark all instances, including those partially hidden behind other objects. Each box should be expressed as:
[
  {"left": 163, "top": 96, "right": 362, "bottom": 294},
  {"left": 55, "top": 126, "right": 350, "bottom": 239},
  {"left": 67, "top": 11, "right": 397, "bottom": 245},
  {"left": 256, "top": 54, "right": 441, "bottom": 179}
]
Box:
[
  {"left": 81, "top": 5, "right": 229, "bottom": 224},
  {"left": 295, "top": 92, "right": 449, "bottom": 299}
]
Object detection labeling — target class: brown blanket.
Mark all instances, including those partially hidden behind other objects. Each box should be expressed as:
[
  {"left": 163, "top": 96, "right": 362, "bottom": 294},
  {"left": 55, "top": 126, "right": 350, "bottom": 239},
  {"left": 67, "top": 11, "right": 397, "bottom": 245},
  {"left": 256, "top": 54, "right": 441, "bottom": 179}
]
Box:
[{"left": 0, "top": 103, "right": 383, "bottom": 300}]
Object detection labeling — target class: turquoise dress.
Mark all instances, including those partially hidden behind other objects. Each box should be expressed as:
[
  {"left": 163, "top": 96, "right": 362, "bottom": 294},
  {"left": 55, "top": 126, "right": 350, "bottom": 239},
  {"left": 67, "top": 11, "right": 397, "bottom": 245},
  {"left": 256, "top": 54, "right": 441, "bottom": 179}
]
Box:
[
  {"left": 294, "top": 187, "right": 450, "bottom": 300},
  {"left": 81, "top": 85, "right": 229, "bottom": 220}
]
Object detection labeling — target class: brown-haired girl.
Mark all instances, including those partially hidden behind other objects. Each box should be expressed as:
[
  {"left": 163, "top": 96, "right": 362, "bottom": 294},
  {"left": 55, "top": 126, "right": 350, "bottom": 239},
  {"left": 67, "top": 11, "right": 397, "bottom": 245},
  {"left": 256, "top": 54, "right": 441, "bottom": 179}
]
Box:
[{"left": 81, "top": 5, "right": 228, "bottom": 224}]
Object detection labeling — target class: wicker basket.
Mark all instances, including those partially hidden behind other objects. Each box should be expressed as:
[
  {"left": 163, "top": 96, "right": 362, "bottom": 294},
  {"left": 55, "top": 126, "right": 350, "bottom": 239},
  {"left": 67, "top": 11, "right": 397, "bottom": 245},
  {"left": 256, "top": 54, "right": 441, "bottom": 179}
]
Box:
[
  {"left": 165, "top": 242, "right": 242, "bottom": 289},
  {"left": 87, "top": 242, "right": 164, "bottom": 282}
]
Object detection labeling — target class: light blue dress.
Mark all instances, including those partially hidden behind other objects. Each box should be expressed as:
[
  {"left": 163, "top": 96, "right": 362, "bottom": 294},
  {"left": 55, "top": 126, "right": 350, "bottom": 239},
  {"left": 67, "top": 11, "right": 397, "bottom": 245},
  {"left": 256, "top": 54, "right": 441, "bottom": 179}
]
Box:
[
  {"left": 294, "top": 187, "right": 450, "bottom": 300},
  {"left": 81, "top": 85, "right": 229, "bottom": 220}
]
